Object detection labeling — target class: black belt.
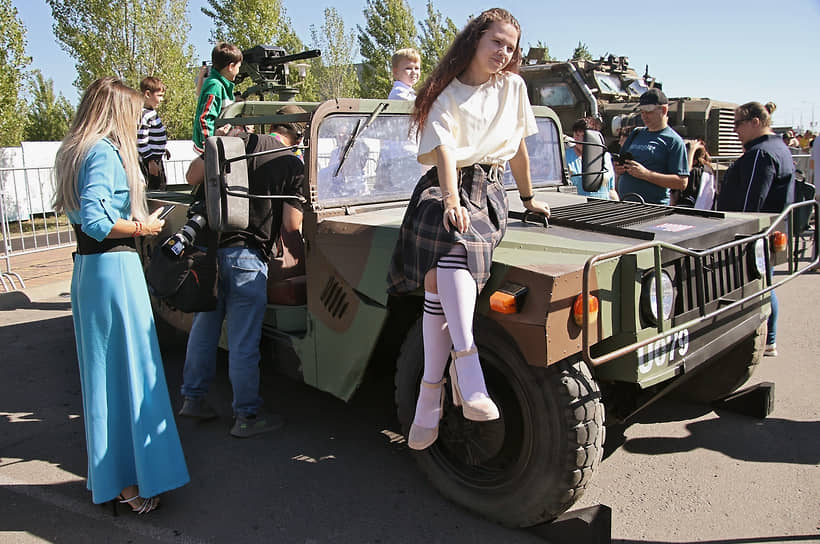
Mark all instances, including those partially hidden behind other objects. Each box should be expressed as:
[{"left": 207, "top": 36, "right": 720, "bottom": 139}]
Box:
[{"left": 73, "top": 224, "right": 136, "bottom": 255}]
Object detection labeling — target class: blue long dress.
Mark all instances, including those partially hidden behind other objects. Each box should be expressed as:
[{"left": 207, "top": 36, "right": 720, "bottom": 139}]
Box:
[{"left": 67, "top": 138, "right": 189, "bottom": 504}]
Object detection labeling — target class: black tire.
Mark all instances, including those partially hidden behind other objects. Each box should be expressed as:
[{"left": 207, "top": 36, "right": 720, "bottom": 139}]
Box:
[
  {"left": 675, "top": 322, "right": 766, "bottom": 403},
  {"left": 395, "top": 316, "right": 605, "bottom": 528}
]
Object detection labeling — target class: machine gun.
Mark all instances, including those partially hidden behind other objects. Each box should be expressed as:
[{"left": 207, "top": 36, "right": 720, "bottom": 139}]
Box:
[{"left": 234, "top": 45, "right": 321, "bottom": 100}]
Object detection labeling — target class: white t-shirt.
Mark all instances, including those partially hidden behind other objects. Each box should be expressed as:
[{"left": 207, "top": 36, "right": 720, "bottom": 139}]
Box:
[
  {"left": 694, "top": 170, "right": 715, "bottom": 210},
  {"left": 417, "top": 71, "right": 538, "bottom": 168},
  {"left": 388, "top": 80, "right": 416, "bottom": 101}
]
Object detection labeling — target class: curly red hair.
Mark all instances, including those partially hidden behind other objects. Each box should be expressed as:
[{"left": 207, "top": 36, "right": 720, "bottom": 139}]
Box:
[{"left": 412, "top": 8, "right": 522, "bottom": 134}]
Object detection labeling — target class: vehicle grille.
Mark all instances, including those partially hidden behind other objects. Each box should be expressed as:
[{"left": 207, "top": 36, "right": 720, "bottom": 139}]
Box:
[
  {"left": 673, "top": 243, "right": 755, "bottom": 316},
  {"left": 320, "top": 276, "right": 350, "bottom": 319},
  {"left": 547, "top": 200, "right": 677, "bottom": 240},
  {"left": 715, "top": 108, "right": 743, "bottom": 156}
]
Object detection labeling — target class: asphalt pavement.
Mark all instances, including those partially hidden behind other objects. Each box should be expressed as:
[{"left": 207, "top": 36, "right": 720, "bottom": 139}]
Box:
[{"left": 1, "top": 253, "right": 819, "bottom": 544}]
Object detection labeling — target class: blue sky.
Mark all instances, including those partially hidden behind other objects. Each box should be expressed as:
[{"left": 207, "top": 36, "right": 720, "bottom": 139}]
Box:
[{"left": 13, "top": 0, "right": 820, "bottom": 131}]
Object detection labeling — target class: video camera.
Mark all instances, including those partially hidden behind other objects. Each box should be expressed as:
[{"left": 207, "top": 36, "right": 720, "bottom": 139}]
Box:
[{"left": 161, "top": 200, "right": 208, "bottom": 258}]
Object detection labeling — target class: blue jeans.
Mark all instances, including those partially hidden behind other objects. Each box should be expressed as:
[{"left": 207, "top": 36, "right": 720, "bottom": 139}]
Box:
[
  {"left": 766, "top": 267, "right": 777, "bottom": 346},
  {"left": 182, "top": 246, "right": 268, "bottom": 418}
]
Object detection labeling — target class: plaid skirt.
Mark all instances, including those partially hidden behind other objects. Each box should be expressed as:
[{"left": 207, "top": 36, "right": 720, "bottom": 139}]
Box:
[{"left": 387, "top": 163, "right": 508, "bottom": 294}]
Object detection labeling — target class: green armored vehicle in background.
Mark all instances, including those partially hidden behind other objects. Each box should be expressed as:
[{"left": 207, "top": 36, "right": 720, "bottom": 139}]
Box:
[
  {"left": 519, "top": 51, "right": 744, "bottom": 157},
  {"left": 140, "top": 95, "right": 817, "bottom": 527}
]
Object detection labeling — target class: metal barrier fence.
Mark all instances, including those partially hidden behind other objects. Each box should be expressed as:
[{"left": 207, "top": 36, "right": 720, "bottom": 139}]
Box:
[
  {"left": 0, "top": 159, "right": 192, "bottom": 292},
  {"left": 1, "top": 153, "right": 813, "bottom": 292},
  {"left": 712, "top": 153, "right": 813, "bottom": 184}
]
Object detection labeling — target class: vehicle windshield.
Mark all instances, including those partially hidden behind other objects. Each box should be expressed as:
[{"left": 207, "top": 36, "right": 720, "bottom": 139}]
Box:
[
  {"left": 593, "top": 72, "right": 626, "bottom": 95},
  {"left": 536, "top": 82, "right": 577, "bottom": 107},
  {"left": 627, "top": 79, "right": 650, "bottom": 96},
  {"left": 315, "top": 114, "right": 563, "bottom": 208}
]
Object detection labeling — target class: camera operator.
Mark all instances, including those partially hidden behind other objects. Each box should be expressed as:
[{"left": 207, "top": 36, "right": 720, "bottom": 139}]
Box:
[
  {"left": 178, "top": 106, "right": 307, "bottom": 438},
  {"left": 615, "top": 89, "right": 689, "bottom": 204}
]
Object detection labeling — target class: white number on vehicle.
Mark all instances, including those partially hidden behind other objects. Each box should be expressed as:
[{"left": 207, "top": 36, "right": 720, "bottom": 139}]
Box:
[{"left": 638, "top": 329, "right": 690, "bottom": 374}]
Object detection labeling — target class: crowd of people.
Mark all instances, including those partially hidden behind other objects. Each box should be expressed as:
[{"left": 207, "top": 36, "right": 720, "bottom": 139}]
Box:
[{"left": 54, "top": 6, "right": 804, "bottom": 517}]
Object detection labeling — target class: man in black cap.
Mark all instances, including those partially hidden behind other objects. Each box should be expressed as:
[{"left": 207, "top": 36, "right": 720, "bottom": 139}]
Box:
[{"left": 615, "top": 88, "right": 689, "bottom": 204}]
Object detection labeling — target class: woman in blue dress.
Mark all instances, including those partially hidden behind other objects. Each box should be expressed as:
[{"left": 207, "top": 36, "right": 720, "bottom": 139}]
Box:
[{"left": 53, "top": 77, "right": 189, "bottom": 514}]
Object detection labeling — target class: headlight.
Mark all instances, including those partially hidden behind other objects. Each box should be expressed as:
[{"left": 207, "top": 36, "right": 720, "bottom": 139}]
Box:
[
  {"left": 641, "top": 270, "right": 674, "bottom": 324},
  {"left": 748, "top": 239, "right": 767, "bottom": 279}
]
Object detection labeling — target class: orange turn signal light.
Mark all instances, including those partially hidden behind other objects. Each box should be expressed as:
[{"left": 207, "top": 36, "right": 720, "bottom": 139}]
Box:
[
  {"left": 573, "top": 294, "right": 599, "bottom": 327},
  {"left": 490, "top": 283, "right": 529, "bottom": 314},
  {"left": 771, "top": 230, "right": 787, "bottom": 252}
]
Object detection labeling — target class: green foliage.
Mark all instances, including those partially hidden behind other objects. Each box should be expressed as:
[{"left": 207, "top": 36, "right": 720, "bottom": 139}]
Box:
[
  {"left": 46, "top": 0, "right": 197, "bottom": 139},
  {"left": 201, "top": 0, "right": 303, "bottom": 53},
  {"left": 525, "top": 40, "right": 555, "bottom": 63},
  {"left": 201, "top": 0, "right": 306, "bottom": 99},
  {"left": 417, "top": 0, "right": 458, "bottom": 78},
  {"left": 0, "top": 0, "right": 31, "bottom": 147},
  {"left": 357, "top": 0, "right": 417, "bottom": 98},
  {"left": 571, "top": 41, "right": 593, "bottom": 61},
  {"left": 307, "top": 8, "right": 359, "bottom": 100},
  {"left": 24, "top": 71, "right": 74, "bottom": 142}
]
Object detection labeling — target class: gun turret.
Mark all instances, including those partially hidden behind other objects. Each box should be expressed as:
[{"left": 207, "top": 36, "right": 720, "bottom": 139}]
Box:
[{"left": 234, "top": 45, "right": 321, "bottom": 100}]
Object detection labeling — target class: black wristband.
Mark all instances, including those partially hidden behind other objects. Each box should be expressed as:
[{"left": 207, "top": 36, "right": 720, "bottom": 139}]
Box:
[{"left": 520, "top": 194, "right": 534, "bottom": 202}]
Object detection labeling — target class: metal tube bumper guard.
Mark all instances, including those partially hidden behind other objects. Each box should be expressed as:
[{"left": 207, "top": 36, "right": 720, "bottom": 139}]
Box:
[{"left": 580, "top": 199, "right": 819, "bottom": 368}]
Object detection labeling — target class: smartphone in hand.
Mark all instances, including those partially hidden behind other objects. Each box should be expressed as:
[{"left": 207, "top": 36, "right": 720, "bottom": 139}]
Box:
[{"left": 157, "top": 205, "right": 176, "bottom": 219}]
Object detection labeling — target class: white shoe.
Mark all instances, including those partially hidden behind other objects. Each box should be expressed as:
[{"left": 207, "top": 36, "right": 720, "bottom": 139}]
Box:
[
  {"left": 448, "top": 347, "right": 500, "bottom": 421},
  {"left": 408, "top": 379, "right": 445, "bottom": 450}
]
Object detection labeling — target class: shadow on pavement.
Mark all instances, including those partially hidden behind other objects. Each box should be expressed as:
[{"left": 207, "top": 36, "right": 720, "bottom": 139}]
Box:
[
  {"left": 621, "top": 410, "right": 820, "bottom": 465},
  {"left": 1, "top": 313, "right": 548, "bottom": 543},
  {"left": 0, "top": 290, "right": 71, "bottom": 312}
]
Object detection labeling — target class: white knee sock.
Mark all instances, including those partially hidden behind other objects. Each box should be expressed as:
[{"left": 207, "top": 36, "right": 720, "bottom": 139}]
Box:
[
  {"left": 436, "top": 247, "right": 491, "bottom": 403},
  {"left": 414, "top": 292, "right": 449, "bottom": 428},
  {"left": 422, "top": 292, "right": 450, "bottom": 383}
]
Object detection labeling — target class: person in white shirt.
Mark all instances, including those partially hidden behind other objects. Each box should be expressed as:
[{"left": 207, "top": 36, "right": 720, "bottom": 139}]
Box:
[
  {"left": 387, "top": 8, "right": 549, "bottom": 451},
  {"left": 387, "top": 48, "right": 421, "bottom": 101}
]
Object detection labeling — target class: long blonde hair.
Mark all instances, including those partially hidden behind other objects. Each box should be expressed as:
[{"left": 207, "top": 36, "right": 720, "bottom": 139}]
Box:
[{"left": 54, "top": 77, "right": 148, "bottom": 220}]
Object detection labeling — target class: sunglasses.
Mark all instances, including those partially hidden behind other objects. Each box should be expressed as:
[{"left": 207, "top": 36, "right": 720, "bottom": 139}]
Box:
[
  {"left": 733, "top": 118, "right": 756, "bottom": 128},
  {"left": 637, "top": 105, "right": 663, "bottom": 113}
]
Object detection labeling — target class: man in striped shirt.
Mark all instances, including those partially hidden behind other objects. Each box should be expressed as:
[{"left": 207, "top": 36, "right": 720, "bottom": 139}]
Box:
[{"left": 138, "top": 77, "right": 170, "bottom": 190}]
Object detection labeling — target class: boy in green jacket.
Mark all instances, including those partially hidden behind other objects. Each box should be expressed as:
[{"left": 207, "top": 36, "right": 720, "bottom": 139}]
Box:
[{"left": 192, "top": 42, "right": 243, "bottom": 154}]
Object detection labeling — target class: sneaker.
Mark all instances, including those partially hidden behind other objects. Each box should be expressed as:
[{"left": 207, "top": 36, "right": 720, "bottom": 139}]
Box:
[
  {"left": 178, "top": 397, "right": 218, "bottom": 420},
  {"left": 230, "top": 413, "right": 284, "bottom": 438},
  {"left": 764, "top": 344, "right": 778, "bottom": 357}
]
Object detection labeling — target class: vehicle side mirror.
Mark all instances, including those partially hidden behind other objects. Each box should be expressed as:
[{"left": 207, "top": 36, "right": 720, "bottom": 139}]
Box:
[
  {"left": 203, "top": 136, "right": 250, "bottom": 232},
  {"left": 581, "top": 129, "right": 607, "bottom": 193}
]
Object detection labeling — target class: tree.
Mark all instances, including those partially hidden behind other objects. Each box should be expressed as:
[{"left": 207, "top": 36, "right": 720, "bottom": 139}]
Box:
[
  {"left": 24, "top": 71, "right": 75, "bottom": 142},
  {"left": 571, "top": 41, "right": 593, "bottom": 61},
  {"left": 524, "top": 40, "right": 555, "bottom": 64},
  {"left": 46, "top": 0, "right": 197, "bottom": 139},
  {"left": 417, "top": 0, "right": 458, "bottom": 77},
  {"left": 0, "top": 0, "right": 31, "bottom": 147},
  {"left": 201, "top": 0, "right": 302, "bottom": 54},
  {"left": 357, "top": 0, "right": 417, "bottom": 98},
  {"left": 307, "top": 8, "right": 359, "bottom": 100}
]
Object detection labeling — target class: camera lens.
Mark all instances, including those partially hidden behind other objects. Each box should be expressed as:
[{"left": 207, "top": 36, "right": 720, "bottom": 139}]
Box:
[{"left": 161, "top": 214, "right": 207, "bottom": 258}]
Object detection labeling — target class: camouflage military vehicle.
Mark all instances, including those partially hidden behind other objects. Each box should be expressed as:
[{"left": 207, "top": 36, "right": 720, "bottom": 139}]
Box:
[
  {"left": 140, "top": 97, "right": 817, "bottom": 528},
  {"left": 519, "top": 52, "right": 743, "bottom": 157}
]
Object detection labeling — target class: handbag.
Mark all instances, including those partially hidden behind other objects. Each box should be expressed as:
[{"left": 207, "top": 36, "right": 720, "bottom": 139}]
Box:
[{"left": 147, "top": 229, "right": 219, "bottom": 313}]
